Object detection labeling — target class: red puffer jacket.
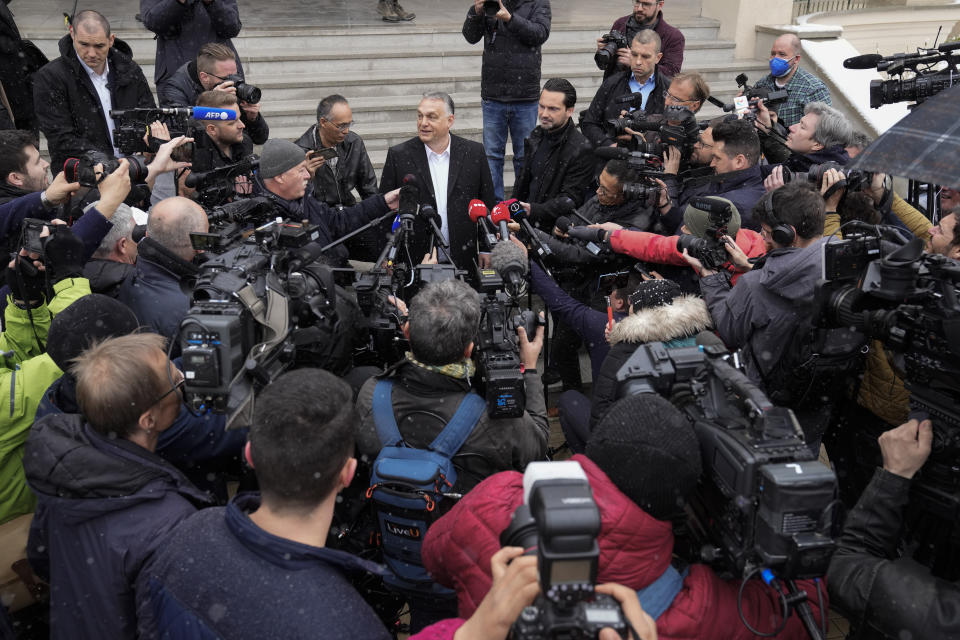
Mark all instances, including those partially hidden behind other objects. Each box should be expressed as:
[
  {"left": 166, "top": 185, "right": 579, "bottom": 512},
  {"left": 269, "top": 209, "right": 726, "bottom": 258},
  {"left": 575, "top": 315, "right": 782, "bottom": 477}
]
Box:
[
  {"left": 422, "top": 455, "right": 826, "bottom": 640},
  {"left": 609, "top": 228, "right": 768, "bottom": 284}
]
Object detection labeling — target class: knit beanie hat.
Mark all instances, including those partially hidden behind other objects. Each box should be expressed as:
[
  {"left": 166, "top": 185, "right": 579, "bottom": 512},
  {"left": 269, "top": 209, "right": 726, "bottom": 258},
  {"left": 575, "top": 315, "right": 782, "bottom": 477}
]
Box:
[
  {"left": 259, "top": 139, "right": 306, "bottom": 179},
  {"left": 683, "top": 196, "right": 741, "bottom": 239},
  {"left": 627, "top": 278, "right": 682, "bottom": 311},
  {"left": 586, "top": 394, "right": 702, "bottom": 520},
  {"left": 46, "top": 294, "right": 141, "bottom": 371}
]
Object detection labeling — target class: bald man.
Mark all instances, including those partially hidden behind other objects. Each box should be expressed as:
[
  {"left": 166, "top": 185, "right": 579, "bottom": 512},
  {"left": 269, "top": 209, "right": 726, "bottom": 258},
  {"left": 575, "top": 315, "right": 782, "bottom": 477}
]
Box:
[
  {"left": 33, "top": 10, "right": 155, "bottom": 173},
  {"left": 752, "top": 33, "right": 831, "bottom": 128},
  {"left": 118, "top": 197, "right": 208, "bottom": 347}
]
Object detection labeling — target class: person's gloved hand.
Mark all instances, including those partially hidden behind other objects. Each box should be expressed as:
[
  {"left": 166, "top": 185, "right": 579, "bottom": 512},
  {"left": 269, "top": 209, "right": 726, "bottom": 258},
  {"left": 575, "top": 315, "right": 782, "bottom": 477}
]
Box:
[
  {"left": 6, "top": 254, "right": 46, "bottom": 308},
  {"left": 42, "top": 227, "right": 85, "bottom": 285}
]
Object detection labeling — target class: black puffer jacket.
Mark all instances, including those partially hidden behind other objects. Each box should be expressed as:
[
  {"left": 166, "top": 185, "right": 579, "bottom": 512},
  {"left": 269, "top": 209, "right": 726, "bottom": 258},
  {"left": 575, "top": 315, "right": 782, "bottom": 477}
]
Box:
[
  {"left": 355, "top": 360, "right": 549, "bottom": 494},
  {"left": 33, "top": 34, "right": 155, "bottom": 174},
  {"left": 513, "top": 119, "right": 594, "bottom": 230},
  {"left": 294, "top": 125, "right": 379, "bottom": 207},
  {"left": 462, "top": 0, "right": 552, "bottom": 102},
  {"left": 581, "top": 68, "right": 670, "bottom": 149},
  {"left": 157, "top": 61, "right": 269, "bottom": 145},
  {"left": 828, "top": 467, "right": 960, "bottom": 638}
]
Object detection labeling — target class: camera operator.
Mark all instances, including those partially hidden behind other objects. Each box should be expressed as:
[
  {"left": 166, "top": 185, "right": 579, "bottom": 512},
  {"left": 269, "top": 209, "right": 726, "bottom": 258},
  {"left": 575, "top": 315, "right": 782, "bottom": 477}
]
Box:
[
  {"left": 423, "top": 392, "right": 823, "bottom": 639},
  {"left": 582, "top": 30, "right": 670, "bottom": 150},
  {"left": 751, "top": 34, "right": 831, "bottom": 129},
  {"left": 158, "top": 42, "right": 268, "bottom": 145},
  {"left": 33, "top": 11, "right": 155, "bottom": 175},
  {"left": 25, "top": 333, "right": 215, "bottom": 640},
  {"left": 253, "top": 139, "right": 400, "bottom": 267},
  {"left": 596, "top": 0, "right": 685, "bottom": 79},
  {"left": 685, "top": 182, "right": 831, "bottom": 449},
  {"left": 827, "top": 418, "right": 960, "bottom": 638},
  {"left": 356, "top": 279, "right": 548, "bottom": 492},
  {"left": 512, "top": 78, "right": 593, "bottom": 232},
  {"left": 294, "top": 94, "right": 380, "bottom": 260},
  {"left": 757, "top": 101, "right": 852, "bottom": 177}
]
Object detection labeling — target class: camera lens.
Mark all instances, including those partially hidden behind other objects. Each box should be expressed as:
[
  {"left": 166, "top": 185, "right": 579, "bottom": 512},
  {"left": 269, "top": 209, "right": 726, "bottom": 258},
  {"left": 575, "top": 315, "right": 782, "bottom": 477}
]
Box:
[
  {"left": 500, "top": 504, "right": 538, "bottom": 553},
  {"left": 483, "top": 0, "right": 500, "bottom": 16}
]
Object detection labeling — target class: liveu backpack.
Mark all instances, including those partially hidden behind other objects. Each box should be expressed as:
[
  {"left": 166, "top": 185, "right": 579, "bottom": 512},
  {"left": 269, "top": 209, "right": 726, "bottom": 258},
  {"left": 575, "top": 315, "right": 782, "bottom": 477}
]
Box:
[{"left": 367, "top": 378, "right": 485, "bottom": 596}]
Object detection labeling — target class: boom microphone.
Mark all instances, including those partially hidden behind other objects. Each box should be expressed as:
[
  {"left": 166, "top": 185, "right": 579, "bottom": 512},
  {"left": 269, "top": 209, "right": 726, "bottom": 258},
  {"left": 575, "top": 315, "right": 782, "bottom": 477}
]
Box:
[
  {"left": 842, "top": 54, "right": 883, "bottom": 70},
  {"left": 490, "top": 240, "right": 528, "bottom": 295},
  {"left": 593, "top": 146, "right": 630, "bottom": 160},
  {"left": 109, "top": 106, "right": 238, "bottom": 121},
  {"left": 490, "top": 202, "right": 512, "bottom": 240},
  {"left": 567, "top": 226, "right": 607, "bottom": 244}
]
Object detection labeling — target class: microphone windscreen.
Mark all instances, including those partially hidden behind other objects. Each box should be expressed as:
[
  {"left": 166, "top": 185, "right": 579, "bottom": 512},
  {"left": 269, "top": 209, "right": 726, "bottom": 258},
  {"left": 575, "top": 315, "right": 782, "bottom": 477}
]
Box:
[
  {"left": 468, "top": 199, "right": 489, "bottom": 222},
  {"left": 402, "top": 173, "right": 423, "bottom": 191},
  {"left": 593, "top": 146, "right": 629, "bottom": 160},
  {"left": 842, "top": 54, "right": 883, "bottom": 69},
  {"left": 490, "top": 240, "right": 529, "bottom": 277},
  {"left": 190, "top": 106, "right": 238, "bottom": 121},
  {"left": 555, "top": 216, "right": 572, "bottom": 232},
  {"left": 490, "top": 202, "right": 511, "bottom": 225}
]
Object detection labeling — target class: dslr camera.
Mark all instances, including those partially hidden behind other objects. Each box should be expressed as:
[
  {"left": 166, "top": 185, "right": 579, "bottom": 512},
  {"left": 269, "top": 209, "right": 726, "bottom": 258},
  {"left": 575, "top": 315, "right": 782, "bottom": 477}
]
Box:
[
  {"left": 781, "top": 161, "right": 873, "bottom": 192},
  {"left": 224, "top": 74, "right": 262, "bottom": 105},
  {"left": 500, "top": 461, "right": 629, "bottom": 640},
  {"left": 594, "top": 30, "right": 629, "bottom": 71},
  {"left": 62, "top": 150, "right": 149, "bottom": 188},
  {"left": 675, "top": 196, "right": 734, "bottom": 272}
]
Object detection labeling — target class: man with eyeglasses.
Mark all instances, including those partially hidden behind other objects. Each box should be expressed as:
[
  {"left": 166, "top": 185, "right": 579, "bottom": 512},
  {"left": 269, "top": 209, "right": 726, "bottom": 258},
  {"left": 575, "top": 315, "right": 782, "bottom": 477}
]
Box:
[
  {"left": 159, "top": 42, "right": 268, "bottom": 145},
  {"left": 25, "top": 332, "right": 214, "bottom": 640},
  {"left": 597, "top": 0, "right": 684, "bottom": 79},
  {"left": 295, "top": 94, "right": 380, "bottom": 260},
  {"left": 751, "top": 33, "right": 831, "bottom": 129}
]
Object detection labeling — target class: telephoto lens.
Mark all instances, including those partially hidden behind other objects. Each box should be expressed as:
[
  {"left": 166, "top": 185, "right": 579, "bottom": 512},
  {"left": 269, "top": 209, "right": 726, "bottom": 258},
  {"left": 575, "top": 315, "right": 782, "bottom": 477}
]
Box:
[{"left": 483, "top": 0, "right": 500, "bottom": 16}]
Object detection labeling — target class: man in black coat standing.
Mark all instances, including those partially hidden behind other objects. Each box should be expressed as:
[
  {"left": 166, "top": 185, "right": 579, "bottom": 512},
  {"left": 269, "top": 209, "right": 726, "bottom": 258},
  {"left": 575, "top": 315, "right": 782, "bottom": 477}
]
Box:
[
  {"left": 463, "top": 0, "right": 551, "bottom": 201},
  {"left": 33, "top": 11, "right": 155, "bottom": 175},
  {"left": 581, "top": 29, "right": 670, "bottom": 150},
  {"left": 513, "top": 78, "right": 593, "bottom": 232},
  {"left": 380, "top": 92, "right": 496, "bottom": 271}
]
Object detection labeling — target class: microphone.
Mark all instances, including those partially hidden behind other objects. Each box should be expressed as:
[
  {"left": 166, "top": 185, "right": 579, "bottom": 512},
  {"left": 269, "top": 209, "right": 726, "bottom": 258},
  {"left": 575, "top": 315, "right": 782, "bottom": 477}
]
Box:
[
  {"left": 490, "top": 201, "right": 512, "bottom": 240},
  {"left": 567, "top": 226, "right": 607, "bottom": 244},
  {"left": 555, "top": 216, "right": 572, "bottom": 233},
  {"left": 593, "top": 146, "right": 630, "bottom": 161},
  {"left": 109, "top": 106, "right": 238, "bottom": 121},
  {"left": 490, "top": 240, "right": 528, "bottom": 296},
  {"left": 398, "top": 173, "right": 421, "bottom": 217},
  {"left": 468, "top": 199, "right": 498, "bottom": 248},
  {"left": 505, "top": 198, "right": 551, "bottom": 258},
  {"left": 842, "top": 54, "right": 883, "bottom": 69}
]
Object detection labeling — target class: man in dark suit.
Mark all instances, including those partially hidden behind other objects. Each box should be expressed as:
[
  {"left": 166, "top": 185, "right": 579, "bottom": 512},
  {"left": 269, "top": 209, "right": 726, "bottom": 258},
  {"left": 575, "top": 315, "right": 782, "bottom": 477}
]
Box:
[{"left": 380, "top": 92, "right": 496, "bottom": 270}]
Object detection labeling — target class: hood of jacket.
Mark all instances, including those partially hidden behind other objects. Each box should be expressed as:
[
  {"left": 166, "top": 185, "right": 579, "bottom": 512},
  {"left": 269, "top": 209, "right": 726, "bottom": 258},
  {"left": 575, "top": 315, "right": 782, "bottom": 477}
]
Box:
[
  {"left": 24, "top": 413, "right": 208, "bottom": 524},
  {"left": 422, "top": 453, "right": 674, "bottom": 618},
  {"left": 83, "top": 257, "right": 136, "bottom": 295},
  {"left": 755, "top": 238, "right": 826, "bottom": 303},
  {"left": 608, "top": 295, "right": 712, "bottom": 345}
]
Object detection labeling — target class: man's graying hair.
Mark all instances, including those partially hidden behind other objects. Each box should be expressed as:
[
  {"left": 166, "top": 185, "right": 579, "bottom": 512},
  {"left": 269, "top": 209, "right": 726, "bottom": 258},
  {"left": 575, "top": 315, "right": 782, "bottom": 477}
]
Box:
[
  {"left": 317, "top": 94, "right": 349, "bottom": 122},
  {"left": 407, "top": 280, "right": 481, "bottom": 365},
  {"left": 422, "top": 91, "right": 456, "bottom": 116},
  {"left": 805, "top": 102, "right": 853, "bottom": 151},
  {"left": 90, "top": 201, "right": 136, "bottom": 259}
]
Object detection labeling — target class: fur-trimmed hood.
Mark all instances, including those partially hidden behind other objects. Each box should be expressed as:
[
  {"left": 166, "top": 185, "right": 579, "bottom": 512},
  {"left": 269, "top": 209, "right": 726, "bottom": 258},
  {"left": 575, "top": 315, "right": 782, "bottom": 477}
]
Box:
[{"left": 608, "top": 295, "right": 712, "bottom": 345}]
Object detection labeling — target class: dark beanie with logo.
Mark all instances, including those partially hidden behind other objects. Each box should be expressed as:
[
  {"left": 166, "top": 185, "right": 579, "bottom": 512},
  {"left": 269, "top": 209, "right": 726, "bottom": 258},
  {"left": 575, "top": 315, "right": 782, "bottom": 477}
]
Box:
[{"left": 586, "top": 393, "right": 702, "bottom": 520}]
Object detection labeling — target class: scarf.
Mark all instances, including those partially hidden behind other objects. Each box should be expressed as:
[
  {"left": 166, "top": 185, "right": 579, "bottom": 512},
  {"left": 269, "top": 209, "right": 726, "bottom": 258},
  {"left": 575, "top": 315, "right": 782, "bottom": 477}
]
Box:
[{"left": 405, "top": 351, "right": 476, "bottom": 382}]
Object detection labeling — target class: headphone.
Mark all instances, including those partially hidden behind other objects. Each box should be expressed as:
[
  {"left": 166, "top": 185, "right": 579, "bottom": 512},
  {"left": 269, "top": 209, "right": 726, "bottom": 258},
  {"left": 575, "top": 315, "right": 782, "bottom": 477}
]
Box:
[{"left": 764, "top": 190, "right": 796, "bottom": 246}]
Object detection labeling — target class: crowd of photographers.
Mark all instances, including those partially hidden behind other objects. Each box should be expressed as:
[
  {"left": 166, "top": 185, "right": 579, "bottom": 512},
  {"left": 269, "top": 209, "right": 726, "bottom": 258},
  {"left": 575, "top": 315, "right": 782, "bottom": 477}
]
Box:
[{"left": 0, "top": 0, "right": 958, "bottom": 638}]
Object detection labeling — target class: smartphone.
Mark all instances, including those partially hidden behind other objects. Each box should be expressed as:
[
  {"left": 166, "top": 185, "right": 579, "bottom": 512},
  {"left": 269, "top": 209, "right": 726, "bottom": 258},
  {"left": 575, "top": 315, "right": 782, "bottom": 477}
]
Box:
[{"left": 312, "top": 147, "right": 338, "bottom": 161}]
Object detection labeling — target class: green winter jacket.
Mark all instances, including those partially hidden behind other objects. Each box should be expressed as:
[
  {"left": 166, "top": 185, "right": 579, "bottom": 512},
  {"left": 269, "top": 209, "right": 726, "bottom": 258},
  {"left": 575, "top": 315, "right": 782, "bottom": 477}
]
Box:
[{"left": 0, "top": 277, "right": 91, "bottom": 524}]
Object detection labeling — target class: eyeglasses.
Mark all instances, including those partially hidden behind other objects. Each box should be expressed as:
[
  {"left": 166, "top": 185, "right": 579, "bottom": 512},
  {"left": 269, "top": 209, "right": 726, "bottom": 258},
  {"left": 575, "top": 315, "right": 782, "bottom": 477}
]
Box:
[
  {"left": 695, "top": 137, "right": 713, "bottom": 149},
  {"left": 321, "top": 118, "right": 353, "bottom": 132},
  {"left": 597, "top": 184, "right": 621, "bottom": 197},
  {"left": 148, "top": 367, "right": 185, "bottom": 409},
  {"left": 663, "top": 89, "right": 697, "bottom": 105}
]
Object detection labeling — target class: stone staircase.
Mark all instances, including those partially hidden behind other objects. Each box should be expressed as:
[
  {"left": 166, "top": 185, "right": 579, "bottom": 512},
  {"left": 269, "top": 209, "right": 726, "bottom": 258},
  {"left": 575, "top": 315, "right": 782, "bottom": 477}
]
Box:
[{"left": 24, "top": 19, "right": 768, "bottom": 187}]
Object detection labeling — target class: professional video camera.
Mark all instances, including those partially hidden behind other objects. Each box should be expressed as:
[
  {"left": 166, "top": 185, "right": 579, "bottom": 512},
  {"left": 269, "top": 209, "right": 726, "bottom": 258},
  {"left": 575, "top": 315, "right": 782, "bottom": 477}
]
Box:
[
  {"left": 843, "top": 41, "right": 960, "bottom": 108},
  {"left": 500, "top": 461, "right": 630, "bottom": 640},
  {"left": 62, "top": 150, "right": 149, "bottom": 188},
  {"left": 593, "top": 146, "right": 666, "bottom": 207},
  {"left": 184, "top": 152, "right": 260, "bottom": 209},
  {"left": 188, "top": 196, "right": 279, "bottom": 254},
  {"left": 605, "top": 105, "right": 700, "bottom": 161},
  {"left": 180, "top": 218, "right": 356, "bottom": 424},
  {"left": 816, "top": 228, "right": 960, "bottom": 577},
  {"left": 615, "top": 342, "right": 839, "bottom": 587},
  {"left": 594, "top": 30, "right": 629, "bottom": 71},
  {"left": 708, "top": 73, "right": 789, "bottom": 120},
  {"left": 108, "top": 106, "right": 238, "bottom": 156},
  {"left": 675, "top": 196, "right": 734, "bottom": 271}
]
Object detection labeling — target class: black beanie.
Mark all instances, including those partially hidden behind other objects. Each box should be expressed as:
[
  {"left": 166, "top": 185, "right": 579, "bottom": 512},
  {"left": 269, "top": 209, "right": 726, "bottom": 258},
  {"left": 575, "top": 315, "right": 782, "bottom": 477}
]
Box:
[
  {"left": 586, "top": 394, "right": 702, "bottom": 520},
  {"left": 46, "top": 294, "right": 141, "bottom": 371}
]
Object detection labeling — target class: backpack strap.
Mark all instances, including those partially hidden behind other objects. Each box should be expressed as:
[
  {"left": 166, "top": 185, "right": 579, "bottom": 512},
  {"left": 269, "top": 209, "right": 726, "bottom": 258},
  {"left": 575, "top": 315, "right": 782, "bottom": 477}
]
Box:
[
  {"left": 372, "top": 379, "right": 404, "bottom": 447},
  {"left": 428, "top": 392, "right": 486, "bottom": 459}
]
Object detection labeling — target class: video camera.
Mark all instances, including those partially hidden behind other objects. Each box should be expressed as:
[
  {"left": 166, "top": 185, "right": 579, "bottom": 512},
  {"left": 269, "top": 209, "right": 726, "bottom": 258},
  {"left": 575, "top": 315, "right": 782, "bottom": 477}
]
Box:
[
  {"left": 615, "top": 342, "right": 839, "bottom": 581},
  {"left": 500, "top": 461, "right": 630, "bottom": 639},
  {"left": 708, "top": 74, "right": 788, "bottom": 120},
  {"left": 675, "top": 196, "right": 734, "bottom": 271},
  {"left": 593, "top": 146, "right": 666, "bottom": 208},
  {"left": 189, "top": 196, "right": 279, "bottom": 254},
  {"left": 605, "top": 105, "right": 700, "bottom": 161},
  {"left": 843, "top": 41, "right": 960, "bottom": 108},
  {"left": 184, "top": 153, "right": 260, "bottom": 209},
  {"left": 594, "top": 30, "right": 629, "bottom": 71},
  {"left": 108, "top": 106, "right": 238, "bottom": 156},
  {"left": 180, "top": 218, "right": 354, "bottom": 424}
]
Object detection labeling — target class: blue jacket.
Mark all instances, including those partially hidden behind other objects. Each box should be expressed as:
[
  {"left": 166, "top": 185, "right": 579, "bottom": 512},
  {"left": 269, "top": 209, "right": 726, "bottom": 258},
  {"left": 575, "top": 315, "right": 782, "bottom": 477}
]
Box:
[
  {"left": 24, "top": 412, "right": 211, "bottom": 640},
  {"left": 136, "top": 493, "right": 393, "bottom": 640}
]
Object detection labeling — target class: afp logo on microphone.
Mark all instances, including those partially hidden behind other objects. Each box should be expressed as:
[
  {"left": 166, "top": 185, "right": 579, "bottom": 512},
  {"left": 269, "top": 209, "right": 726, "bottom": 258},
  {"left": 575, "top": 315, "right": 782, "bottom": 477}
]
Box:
[{"left": 217, "top": 112, "right": 231, "bottom": 120}]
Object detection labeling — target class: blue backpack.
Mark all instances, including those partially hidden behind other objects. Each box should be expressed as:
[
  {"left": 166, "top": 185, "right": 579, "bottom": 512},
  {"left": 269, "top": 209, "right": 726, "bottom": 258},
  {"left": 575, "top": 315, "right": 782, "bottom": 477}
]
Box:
[{"left": 368, "top": 379, "right": 486, "bottom": 596}]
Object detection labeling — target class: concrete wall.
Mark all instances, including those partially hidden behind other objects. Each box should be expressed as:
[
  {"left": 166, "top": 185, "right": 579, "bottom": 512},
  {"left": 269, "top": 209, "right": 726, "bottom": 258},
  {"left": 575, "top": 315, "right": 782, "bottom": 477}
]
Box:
[
  {"left": 801, "top": 4, "right": 960, "bottom": 56},
  {"left": 701, "top": 0, "right": 794, "bottom": 58}
]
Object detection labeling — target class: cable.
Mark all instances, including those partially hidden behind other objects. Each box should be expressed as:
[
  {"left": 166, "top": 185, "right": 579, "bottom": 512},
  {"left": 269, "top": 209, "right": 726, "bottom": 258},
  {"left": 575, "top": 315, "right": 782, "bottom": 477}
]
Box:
[
  {"left": 815, "top": 578, "right": 827, "bottom": 639},
  {"left": 736, "top": 567, "right": 790, "bottom": 637}
]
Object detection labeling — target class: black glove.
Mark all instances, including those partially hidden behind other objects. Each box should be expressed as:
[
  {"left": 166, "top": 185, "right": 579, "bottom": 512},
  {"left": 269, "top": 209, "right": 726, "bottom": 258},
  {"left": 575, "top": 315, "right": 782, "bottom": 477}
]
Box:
[
  {"left": 6, "top": 256, "right": 46, "bottom": 308},
  {"left": 566, "top": 226, "right": 608, "bottom": 244},
  {"left": 42, "top": 227, "right": 85, "bottom": 285}
]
